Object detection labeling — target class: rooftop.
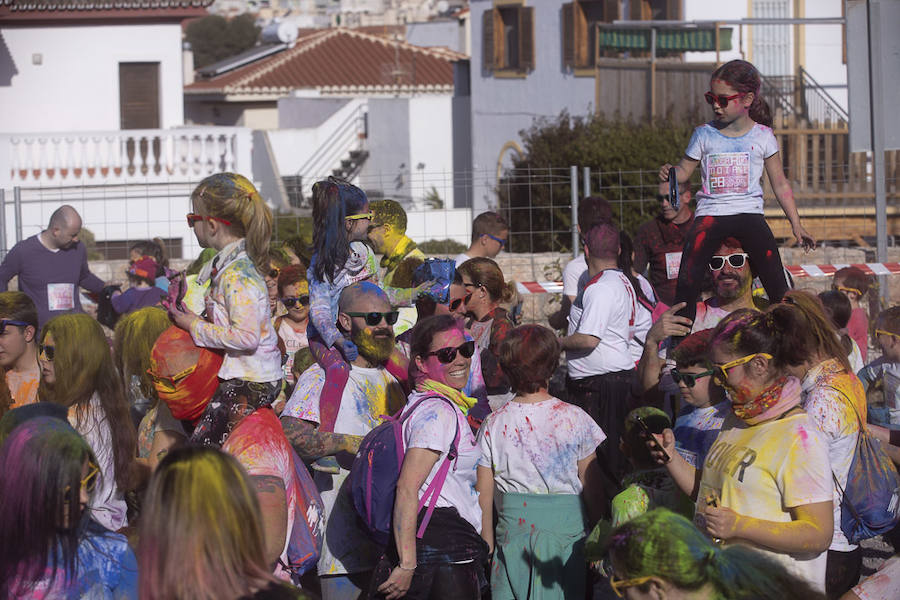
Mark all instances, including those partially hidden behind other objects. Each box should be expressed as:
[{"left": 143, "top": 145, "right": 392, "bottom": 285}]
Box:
[
  {"left": 0, "top": 0, "right": 212, "bottom": 21},
  {"left": 186, "top": 27, "right": 466, "bottom": 96}
]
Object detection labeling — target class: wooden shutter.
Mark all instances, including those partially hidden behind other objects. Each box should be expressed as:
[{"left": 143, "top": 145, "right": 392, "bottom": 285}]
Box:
[
  {"left": 665, "top": 0, "right": 680, "bottom": 20},
  {"left": 603, "top": 0, "right": 619, "bottom": 21},
  {"left": 574, "top": 1, "right": 588, "bottom": 67},
  {"left": 493, "top": 9, "right": 505, "bottom": 69},
  {"left": 630, "top": 0, "right": 645, "bottom": 20},
  {"left": 519, "top": 6, "right": 535, "bottom": 71},
  {"left": 119, "top": 63, "right": 160, "bottom": 130},
  {"left": 482, "top": 9, "right": 495, "bottom": 71},
  {"left": 562, "top": 3, "right": 575, "bottom": 68}
]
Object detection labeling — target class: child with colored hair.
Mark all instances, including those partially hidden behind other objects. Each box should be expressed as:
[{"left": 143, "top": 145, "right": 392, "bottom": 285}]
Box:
[
  {"left": 859, "top": 306, "right": 900, "bottom": 426},
  {"left": 832, "top": 266, "right": 872, "bottom": 362},
  {"left": 818, "top": 289, "right": 864, "bottom": 373},
  {"left": 111, "top": 255, "right": 166, "bottom": 316},
  {"left": 307, "top": 177, "right": 433, "bottom": 471},
  {"left": 166, "top": 172, "right": 282, "bottom": 447},
  {"left": 129, "top": 238, "right": 169, "bottom": 291},
  {"left": 660, "top": 59, "right": 815, "bottom": 326}
]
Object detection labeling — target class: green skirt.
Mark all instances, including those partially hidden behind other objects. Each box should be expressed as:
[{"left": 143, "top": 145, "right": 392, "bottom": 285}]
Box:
[{"left": 491, "top": 492, "right": 588, "bottom": 600}]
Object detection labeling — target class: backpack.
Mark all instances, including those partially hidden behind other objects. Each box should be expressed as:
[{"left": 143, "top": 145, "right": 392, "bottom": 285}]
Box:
[
  {"left": 350, "top": 395, "right": 461, "bottom": 547},
  {"left": 830, "top": 387, "right": 900, "bottom": 543}
]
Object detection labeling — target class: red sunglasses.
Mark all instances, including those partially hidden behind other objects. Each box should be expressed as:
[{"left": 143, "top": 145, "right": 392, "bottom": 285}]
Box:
[
  {"left": 186, "top": 213, "right": 232, "bottom": 228},
  {"left": 704, "top": 91, "right": 745, "bottom": 108}
]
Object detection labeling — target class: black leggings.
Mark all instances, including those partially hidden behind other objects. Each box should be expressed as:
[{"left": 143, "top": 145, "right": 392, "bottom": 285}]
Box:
[{"left": 675, "top": 213, "right": 788, "bottom": 323}]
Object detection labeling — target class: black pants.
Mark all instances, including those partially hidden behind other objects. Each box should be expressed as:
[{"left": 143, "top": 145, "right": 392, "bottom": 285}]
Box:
[
  {"left": 566, "top": 370, "right": 634, "bottom": 485},
  {"left": 674, "top": 213, "right": 788, "bottom": 323},
  {"left": 368, "top": 559, "right": 481, "bottom": 600},
  {"left": 825, "top": 547, "right": 862, "bottom": 599}
]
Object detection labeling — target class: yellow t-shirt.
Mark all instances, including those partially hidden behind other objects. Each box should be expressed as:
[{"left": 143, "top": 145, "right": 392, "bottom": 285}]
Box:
[{"left": 697, "top": 411, "right": 833, "bottom": 592}]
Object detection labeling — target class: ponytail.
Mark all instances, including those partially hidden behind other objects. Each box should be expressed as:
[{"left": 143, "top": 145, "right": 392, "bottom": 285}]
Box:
[
  {"left": 749, "top": 96, "right": 773, "bottom": 128},
  {"left": 618, "top": 232, "right": 655, "bottom": 310},
  {"left": 190, "top": 173, "right": 273, "bottom": 275},
  {"left": 310, "top": 177, "right": 367, "bottom": 284}
]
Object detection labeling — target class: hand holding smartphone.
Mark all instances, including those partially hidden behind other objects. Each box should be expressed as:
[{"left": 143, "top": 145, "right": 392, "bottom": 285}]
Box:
[{"left": 636, "top": 415, "right": 670, "bottom": 464}]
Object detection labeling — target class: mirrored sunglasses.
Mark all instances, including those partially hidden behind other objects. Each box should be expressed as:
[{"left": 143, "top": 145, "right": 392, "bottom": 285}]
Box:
[
  {"left": 425, "top": 340, "right": 476, "bottom": 364},
  {"left": 344, "top": 311, "right": 400, "bottom": 326},
  {"left": 39, "top": 344, "right": 55, "bottom": 361}
]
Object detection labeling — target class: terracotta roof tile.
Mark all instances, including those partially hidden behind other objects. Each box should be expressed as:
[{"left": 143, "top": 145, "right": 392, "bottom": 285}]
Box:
[
  {"left": 1, "top": 0, "right": 212, "bottom": 9},
  {"left": 186, "top": 28, "right": 466, "bottom": 95}
]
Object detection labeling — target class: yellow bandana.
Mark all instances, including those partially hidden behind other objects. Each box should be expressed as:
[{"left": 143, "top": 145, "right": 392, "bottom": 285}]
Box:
[{"left": 417, "top": 379, "right": 477, "bottom": 415}]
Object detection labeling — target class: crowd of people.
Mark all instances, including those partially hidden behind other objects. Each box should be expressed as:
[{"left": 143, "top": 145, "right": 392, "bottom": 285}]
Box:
[{"left": 0, "top": 58, "right": 899, "bottom": 600}]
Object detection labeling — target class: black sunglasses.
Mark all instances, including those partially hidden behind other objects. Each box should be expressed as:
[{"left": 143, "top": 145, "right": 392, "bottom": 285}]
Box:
[
  {"left": 671, "top": 368, "right": 714, "bottom": 388},
  {"left": 0, "top": 319, "right": 30, "bottom": 335},
  {"left": 39, "top": 344, "right": 55, "bottom": 361},
  {"left": 449, "top": 294, "right": 471, "bottom": 311},
  {"left": 282, "top": 295, "right": 309, "bottom": 309},
  {"left": 344, "top": 311, "right": 400, "bottom": 326},
  {"left": 425, "top": 340, "right": 476, "bottom": 364}
]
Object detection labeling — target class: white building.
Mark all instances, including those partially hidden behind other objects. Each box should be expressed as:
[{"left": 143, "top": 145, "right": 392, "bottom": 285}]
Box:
[{"left": 0, "top": 0, "right": 253, "bottom": 260}]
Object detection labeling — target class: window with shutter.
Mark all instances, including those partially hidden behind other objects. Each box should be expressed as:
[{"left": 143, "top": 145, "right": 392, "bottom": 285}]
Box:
[
  {"left": 563, "top": 0, "right": 620, "bottom": 71},
  {"left": 483, "top": 9, "right": 495, "bottom": 71},
  {"left": 119, "top": 62, "right": 160, "bottom": 130},
  {"left": 562, "top": 3, "right": 575, "bottom": 68},
  {"left": 519, "top": 6, "right": 535, "bottom": 71}
]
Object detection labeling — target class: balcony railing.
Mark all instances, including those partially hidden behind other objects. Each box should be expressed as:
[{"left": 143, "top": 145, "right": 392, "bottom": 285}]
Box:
[{"left": 1, "top": 127, "right": 253, "bottom": 187}]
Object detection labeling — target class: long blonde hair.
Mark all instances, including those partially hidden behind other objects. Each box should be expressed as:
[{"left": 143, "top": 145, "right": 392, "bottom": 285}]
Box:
[
  {"left": 191, "top": 173, "right": 273, "bottom": 273},
  {"left": 138, "top": 446, "right": 278, "bottom": 600}
]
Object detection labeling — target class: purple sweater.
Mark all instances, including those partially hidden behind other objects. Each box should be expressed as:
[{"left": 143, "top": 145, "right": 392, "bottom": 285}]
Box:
[{"left": 0, "top": 234, "right": 104, "bottom": 327}]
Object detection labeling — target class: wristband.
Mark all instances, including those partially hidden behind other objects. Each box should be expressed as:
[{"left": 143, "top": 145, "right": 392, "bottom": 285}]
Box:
[{"left": 397, "top": 563, "right": 417, "bottom": 572}]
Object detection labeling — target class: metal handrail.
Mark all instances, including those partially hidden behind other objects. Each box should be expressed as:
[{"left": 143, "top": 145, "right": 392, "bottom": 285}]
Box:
[
  {"left": 799, "top": 66, "right": 849, "bottom": 124},
  {"left": 295, "top": 103, "right": 366, "bottom": 179},
  {"left": 759, "top": 72, "right": 799, "bottom": 120}
]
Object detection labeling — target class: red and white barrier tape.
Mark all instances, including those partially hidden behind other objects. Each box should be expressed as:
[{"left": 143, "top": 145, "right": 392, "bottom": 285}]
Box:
[{"left": 516, "top": 263, "right": 900, "bottom": 295}]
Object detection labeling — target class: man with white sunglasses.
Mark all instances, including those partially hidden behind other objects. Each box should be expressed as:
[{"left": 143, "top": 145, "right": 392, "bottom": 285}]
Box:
[{"left": 691, "top": 237, "right": 767, "bottom": 333}]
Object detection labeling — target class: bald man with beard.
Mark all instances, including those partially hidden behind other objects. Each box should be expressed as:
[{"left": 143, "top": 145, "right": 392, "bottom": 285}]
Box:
[
  {"left": 0, "top": 205, "right": 104, "bottom": 327},
  {"left": 281, "top": 281, "right": 407, "bottom": 599}
]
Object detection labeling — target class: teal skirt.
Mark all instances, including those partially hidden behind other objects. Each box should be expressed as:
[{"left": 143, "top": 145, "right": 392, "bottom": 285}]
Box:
[{"left": 491, "top": 492, "right": 588, "bottom": 600}]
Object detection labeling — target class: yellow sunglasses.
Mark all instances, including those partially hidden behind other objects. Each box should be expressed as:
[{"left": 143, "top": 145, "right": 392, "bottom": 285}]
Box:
[
  {"left": 147, "top": 364, "right": 198, "bottom": 393},
  {"left": 875, "top": 329, "right": 900, "bottom": 340},
  {"left": 610, "top": 574, "right": 654, "bottom": 597},
  {"left": 345, "top": 212, "right": 373, "bottom": 221},
  {"left": 64, "top": 462, "right": 100, "bottom": 500},
  {"left": 712, "top": 353, "right": 773, "bottom": 385}
]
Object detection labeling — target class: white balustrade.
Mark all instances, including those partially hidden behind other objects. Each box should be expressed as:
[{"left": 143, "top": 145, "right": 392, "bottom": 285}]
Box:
[{"left": 1, "top": 127, "right": 252, "bottom": 187}]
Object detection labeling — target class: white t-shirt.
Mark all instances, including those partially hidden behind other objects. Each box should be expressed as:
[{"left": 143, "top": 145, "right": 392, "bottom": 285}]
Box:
[
  {"left": 800, "top": 360, "right": 864, "bottom": 552},
  {"left": 851, "top": 555, "right": 900, "bottom": 600},
  {"left": 848, "top": 339, "right": 864, "bottom": 375},
  {"left": 283, "top": 363, "right": 406, "bottom": 575},
  {"left": 685, "top": 122, "right": 779, "bottom": 216},
  {"left": 278, "top": 318, "right": 309, "bottom": 384},
  {"left": 400, "top": 392, "right": 482, "bottom": 532},
  {"left": 628, "top": 274, "right": 655, "bottom": 364},
  {"left": 454, "top": 252, "right": 474, "bottom": 267},
  {"left": 697, "top": 411, "right": 832, "bottom": 592},
  {"left": 567, "top": 270, "right": 638, "bottom": 378},
  {"left": 562, "top": 254, "right": 587, "bottom": 299},
  {"left": 476, "top": 397, "right": 605, "bottom": 494},
  {"left": 70, "top": 394, "right": 128, "bottom": 532}
]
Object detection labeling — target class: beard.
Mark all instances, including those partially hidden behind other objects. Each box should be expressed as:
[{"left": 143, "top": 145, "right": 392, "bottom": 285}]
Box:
[
  {"left": 715, "top": 274, "right": 749, "bottom": 301},
  {"left": 352, "top": 325, "right": 395, "bottom": 365}
]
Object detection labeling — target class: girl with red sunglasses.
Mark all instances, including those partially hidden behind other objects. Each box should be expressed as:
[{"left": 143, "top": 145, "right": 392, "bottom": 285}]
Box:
[{"left": 659, "top": 59, "right": 815, "bottom": 328}]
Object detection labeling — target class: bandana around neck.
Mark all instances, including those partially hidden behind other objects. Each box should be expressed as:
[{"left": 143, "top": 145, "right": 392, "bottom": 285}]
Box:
[
  {"left": 732, "top": 375, "right": 803, "bottom": 425},
  {"left": 197, "top": 239, "right": 246, "bottom": 285},
  {"left": 417, "top": 379, "right": 476, "bottom": 415}
]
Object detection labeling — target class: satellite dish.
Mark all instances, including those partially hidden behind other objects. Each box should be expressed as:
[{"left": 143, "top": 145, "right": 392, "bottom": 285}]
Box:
[{"left": 436, "top": 0, "right": 449, "bottom": 14}]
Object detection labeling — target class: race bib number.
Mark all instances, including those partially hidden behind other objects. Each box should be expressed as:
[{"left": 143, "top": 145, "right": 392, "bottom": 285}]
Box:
[
  {"left": 47, "top": 283, "right": 75, "bottom": 311},
  {"left": 707, "top": 152, "right": 750, "bottom": 195},
  {"left": 665, "top": 251, "right": 682, "bottom": 280}
]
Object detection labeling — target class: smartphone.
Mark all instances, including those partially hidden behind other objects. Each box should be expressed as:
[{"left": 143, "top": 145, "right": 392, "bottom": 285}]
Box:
[
  {"left": 636, "top": 415, "right": 670, "bottom": 463},
  {"left": 668, "top": 167, "right": 679, "bottom": 211}
]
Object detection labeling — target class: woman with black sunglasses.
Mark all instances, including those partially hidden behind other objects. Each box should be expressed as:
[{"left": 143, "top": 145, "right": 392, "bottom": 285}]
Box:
[{"left": 370, "top": 315, "right": 487, "bottom": 600}]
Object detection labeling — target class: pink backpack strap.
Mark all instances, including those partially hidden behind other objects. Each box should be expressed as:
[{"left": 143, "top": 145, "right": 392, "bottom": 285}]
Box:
[{"left": 402, "top": 396, "right": 462, "bottom": 539}]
